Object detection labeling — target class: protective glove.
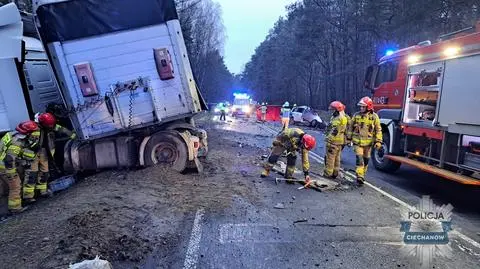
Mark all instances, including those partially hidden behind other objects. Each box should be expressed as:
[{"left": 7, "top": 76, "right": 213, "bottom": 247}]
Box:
[
  {"left": 305, "top": 175, "right": 311, "bottom": 183},
  {"left": 375, "top": 142, "right": 382, "bottom": 150}
]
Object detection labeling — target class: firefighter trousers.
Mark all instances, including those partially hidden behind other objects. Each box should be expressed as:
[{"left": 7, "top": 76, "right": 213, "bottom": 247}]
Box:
[
  {"left": 1, "top": 160, "right": 22, "bottom": 210},
  {"left": 281, "top": 118, "right": 289, "bottom": 130},
  {"left": 220, "top": 111, "right": 226, "bottom": 121},
  {"left": 261, "top": 113, "right": 266, "bottom": 122},
  {"left": 354, "top": 145, "right": 372, "bottom": 181},
  {"left": 324, "top": 143, "right": 342, "bottom": 178},
  {"left": 264, "top": 145, "right": 297, "bottom": 179},
  {"left": 24, "top": 149, "right": 50, "bottom": 198}
]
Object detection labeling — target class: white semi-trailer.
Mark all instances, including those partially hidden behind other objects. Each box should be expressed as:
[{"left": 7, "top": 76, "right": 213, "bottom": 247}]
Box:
[{"left": 0, "top": 1, "right": 208, "bottom": 173}]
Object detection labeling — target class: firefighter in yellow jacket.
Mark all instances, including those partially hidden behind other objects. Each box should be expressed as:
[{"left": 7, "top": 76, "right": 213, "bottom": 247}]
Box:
[
  {"left": 347, "top": 97, "right": 382, "bottom": 185},
  {"left": 323, "top": 101, "right": 348, "bottom": 179},
  {"left": 24, "top": 113, "right": 76, "bottom": 200},
  {"left": 261, "top": 128, "right": 316, "bottom": 182},
  {"left": 0, "top": 121, "right": 39, "bottom": 213}
]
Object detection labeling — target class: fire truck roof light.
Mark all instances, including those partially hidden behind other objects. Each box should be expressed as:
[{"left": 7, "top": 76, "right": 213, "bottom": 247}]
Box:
[
  {"left": 444, "top": 47, "right": 461, "bottom": 57},
  {"left": 408, "top": 55, "right": 421, "bottom": 64},
  {"left": 233, "top": 93, "right": 250, "bottom": 99},
  {"left": 385, "top": 50, "right": 395, "bottom": 56}
]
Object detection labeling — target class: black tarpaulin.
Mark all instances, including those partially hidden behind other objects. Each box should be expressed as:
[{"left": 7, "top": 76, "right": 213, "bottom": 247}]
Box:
[{"left": 36, "top": 0, "right": 178, "bottom": 43}]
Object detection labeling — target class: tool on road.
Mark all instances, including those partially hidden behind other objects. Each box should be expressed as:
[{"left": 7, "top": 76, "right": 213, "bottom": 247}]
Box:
[{"left": 274, "top": 178, "right": 305, "bottom": 185}]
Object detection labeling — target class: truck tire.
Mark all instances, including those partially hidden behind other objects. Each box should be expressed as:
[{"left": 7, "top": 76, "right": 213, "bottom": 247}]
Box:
[
  {"left": 372, "top": 131, "right": 401, "bottom": 172},
  {"left": 144, "top": 131, "right": 188, "bottom": 172}
]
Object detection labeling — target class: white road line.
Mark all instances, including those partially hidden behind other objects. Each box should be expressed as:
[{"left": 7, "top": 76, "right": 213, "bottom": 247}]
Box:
[
  {"left": 259, "top": 123, "right": 480, "bottom": 250},
  {"left": 183, "top": 208, "right": 205, "bottom": 269}
]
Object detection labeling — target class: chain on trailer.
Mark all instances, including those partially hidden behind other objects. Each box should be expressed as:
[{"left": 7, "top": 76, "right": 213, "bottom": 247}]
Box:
[{"left": 71, "top": 77, "right": 150, "bottom": 129}]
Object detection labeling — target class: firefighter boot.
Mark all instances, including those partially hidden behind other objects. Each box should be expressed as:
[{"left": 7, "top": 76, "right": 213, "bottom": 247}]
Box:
[
  {"left": 23, "top": 171, "right": 37, "bottom": 203},
  {"left": 36, "top": 172, "right": 51, "bottom": 197}
]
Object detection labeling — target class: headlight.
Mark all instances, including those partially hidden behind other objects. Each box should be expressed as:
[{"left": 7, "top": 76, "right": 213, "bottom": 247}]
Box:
[{"left": 242, "top": 106, "right": 251, "bottom": 113}]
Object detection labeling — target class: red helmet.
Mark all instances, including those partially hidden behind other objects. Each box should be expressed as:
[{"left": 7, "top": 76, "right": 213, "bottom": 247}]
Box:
[
  {"left": 38, "top": 112, "right": 56, "bottom": 128},
  {"left": 357, "top": 96, "right": 374, "bottom": 111},
  {"left": 329, "top": 101, "right": 345, "bottom": 112},
  {"left": 302, "top": 134, "right": 316, "bottom": 151},
  {"left": 16, "top": 120, "right": 39, "bottom": 135}
]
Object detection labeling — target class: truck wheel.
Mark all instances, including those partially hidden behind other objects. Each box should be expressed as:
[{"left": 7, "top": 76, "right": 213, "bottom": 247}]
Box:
[
  {"left": 144, "top": 132, "right": 188, "bottom": 172},
  {"left": 372, "top": 132, "right": 401, "bottom": 172}
]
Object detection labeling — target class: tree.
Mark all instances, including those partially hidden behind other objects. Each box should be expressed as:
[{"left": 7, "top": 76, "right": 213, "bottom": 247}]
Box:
[{"left": 242, "top": 0, "right": 480, "bottom": 111}]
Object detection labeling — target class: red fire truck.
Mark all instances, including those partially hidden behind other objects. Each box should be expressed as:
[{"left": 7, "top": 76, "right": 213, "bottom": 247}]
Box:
[{"left": 365, "top": 22, "right": 480, "bottom": 186}]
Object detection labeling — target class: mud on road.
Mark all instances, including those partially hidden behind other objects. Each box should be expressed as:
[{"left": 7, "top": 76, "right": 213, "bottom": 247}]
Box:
[{"left": 0, "top": 114, "right": 267, "bottom": 269}]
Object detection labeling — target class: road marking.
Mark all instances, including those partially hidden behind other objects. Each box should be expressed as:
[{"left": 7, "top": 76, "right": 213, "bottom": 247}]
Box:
[
  {"left": 259, "top": 122, "right": 480, "bottom": 250},
  {"left": 183, "top": 208, "right": 205, "bottom": 269}
]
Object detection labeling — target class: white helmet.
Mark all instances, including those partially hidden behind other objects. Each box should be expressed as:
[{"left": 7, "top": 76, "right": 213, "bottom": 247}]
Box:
[
  {"left": 262, "top": 102, "right": 265, "bottom": 105},
  {"left": 283, "top": 101, "right": 290, "bottom": 107}
]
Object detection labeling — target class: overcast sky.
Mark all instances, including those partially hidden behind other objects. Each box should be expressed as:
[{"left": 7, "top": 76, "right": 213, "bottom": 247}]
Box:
[{"left": 215, "top": 0, "right": 296, "bottom": 74}]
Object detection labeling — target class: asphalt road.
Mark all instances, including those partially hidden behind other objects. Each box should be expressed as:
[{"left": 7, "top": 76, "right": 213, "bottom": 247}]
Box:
[
  {"left": 180, "top": 115, "right": 480, "bottom": 269},
  {"left": 1, "top": 114, "right": 479, "bottom": 269}
]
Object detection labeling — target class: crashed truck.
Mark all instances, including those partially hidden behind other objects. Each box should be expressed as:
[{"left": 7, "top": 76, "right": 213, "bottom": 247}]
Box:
[{"left": 0, "top": 0, "right": 208, "bottom": 176}]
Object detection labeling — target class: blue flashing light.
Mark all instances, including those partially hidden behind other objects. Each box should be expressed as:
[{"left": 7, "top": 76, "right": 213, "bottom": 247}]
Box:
[
  {"left": 233, "top": 93, "right": 250, "bottom": 99},
  {"left": 385, "top": 50, "right": 395, "bottom": 56}
]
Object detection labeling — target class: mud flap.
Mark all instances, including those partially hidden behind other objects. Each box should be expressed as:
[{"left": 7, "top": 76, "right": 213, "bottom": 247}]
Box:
[{"left": 194, "top": 157, "right": 203, "bottom": 173}]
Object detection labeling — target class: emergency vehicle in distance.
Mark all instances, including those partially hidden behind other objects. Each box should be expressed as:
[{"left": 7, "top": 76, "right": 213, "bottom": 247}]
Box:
[
  {"left": 366, "top": 22, "right": 480, "bottom": 186},
  {"left": 231, "top": 93, "right": 253, "bottom": 118}
]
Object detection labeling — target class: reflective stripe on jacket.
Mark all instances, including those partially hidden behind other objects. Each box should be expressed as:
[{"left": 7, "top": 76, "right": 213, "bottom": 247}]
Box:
[
  {"left": 274, "top": 128, "right": 310, "bottom": 173},
  {"left": 0, "top": 132, "right": 35, "bottom": 162},
  {"left": 347, "top": 111, "right": 382, "bottom": 146},
  {"left": 325, "top": 112, "right": 348, "bottom": 145}
]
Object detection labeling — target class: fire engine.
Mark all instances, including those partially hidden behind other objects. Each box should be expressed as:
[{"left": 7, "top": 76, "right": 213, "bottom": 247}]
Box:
[{"left": 365, "top": 22, "right": 480, "bottom": 186}]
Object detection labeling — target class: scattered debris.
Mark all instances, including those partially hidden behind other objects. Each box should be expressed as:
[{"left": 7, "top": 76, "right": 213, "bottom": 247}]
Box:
[
  {"left": 292, "top": 196, "right": 296, "bottom": 200},
  {"left": 274, "top": 203, "right": 286, "bottom": 209},
  {"left": 69, "top": 256, "right": 113, "bottom": 269},
  {"left": 293, "top": 219, "right": 308, "bottom": 224}
]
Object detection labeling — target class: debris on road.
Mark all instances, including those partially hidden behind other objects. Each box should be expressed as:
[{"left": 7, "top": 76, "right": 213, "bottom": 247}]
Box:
[
  {"left": 293, "top": 219, "right": 308, "bottom": 224},
  {"left": 69, "top": 256, "right": 113, "bottom": 269},
  {"left": 274, "top": 203, "right": 286, "bottom": 209}
]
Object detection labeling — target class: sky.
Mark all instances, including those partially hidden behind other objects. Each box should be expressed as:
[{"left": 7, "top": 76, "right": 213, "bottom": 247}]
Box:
[{"left": 215, "top": 0, "right": 296, "bottom": 74}]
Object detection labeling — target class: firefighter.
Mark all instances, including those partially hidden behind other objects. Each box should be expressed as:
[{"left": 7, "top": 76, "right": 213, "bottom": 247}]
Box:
[
  {"left": 0, "top": 121, "right": 39, "bottom": 213},
  {"left": 219, "top": 103, "right": 227, "bottom": 121},
  {"left": 346, "top": 97, "right": 382, "bottom": 185},
  {"left": 24, "top": 113, "right": 76, "bottom": 201},
  {"left": 261, "top": 128, "right": 316, "bottom": 183},
  {"left": 281, "top": 101, "right": 291, "bottom": 130},
  {"left": 260, "top": 103, "right": 268, "bottom": 122},
  {"left": 323, "top": 101, "right": 348, "bottom": 179}
]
